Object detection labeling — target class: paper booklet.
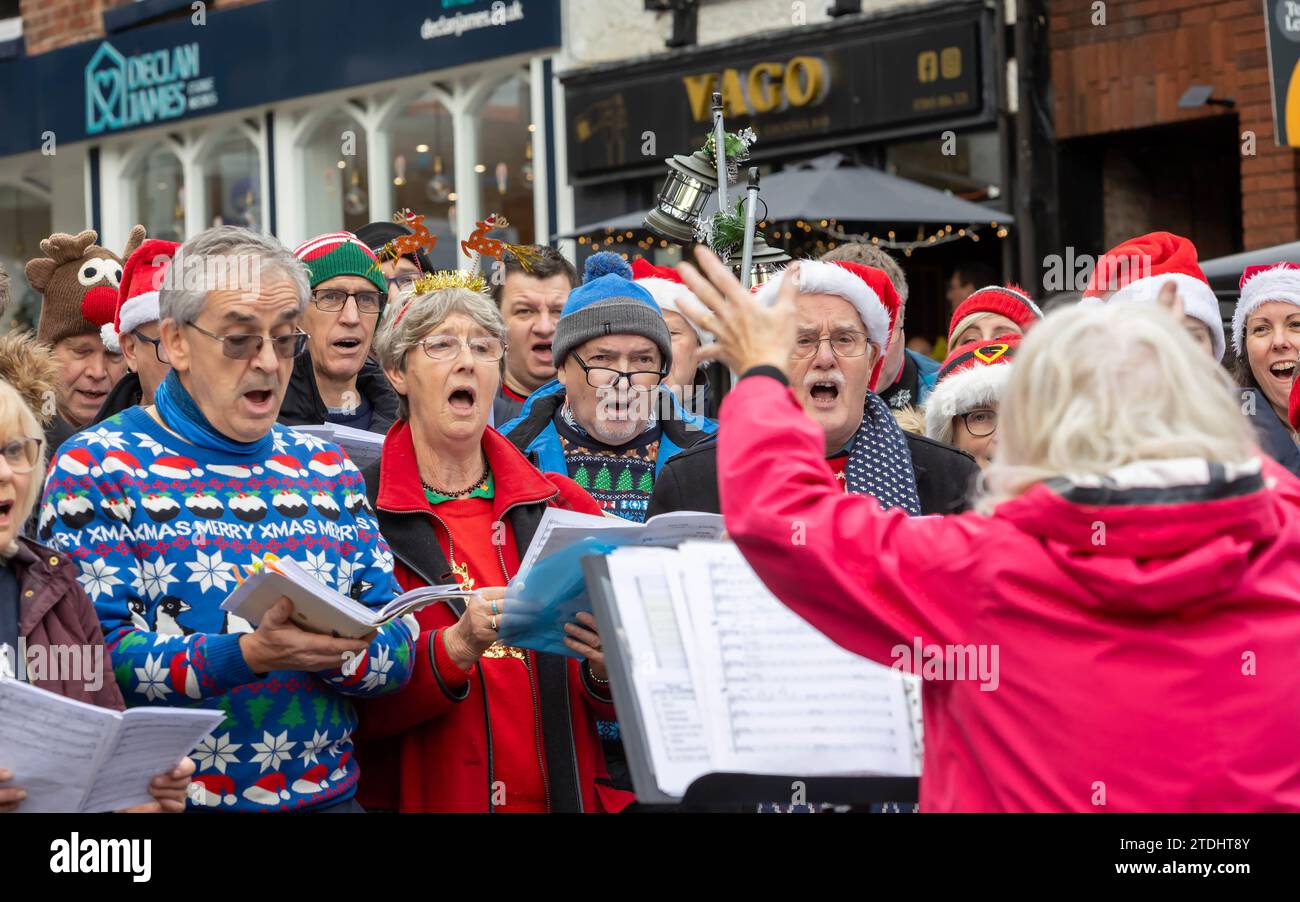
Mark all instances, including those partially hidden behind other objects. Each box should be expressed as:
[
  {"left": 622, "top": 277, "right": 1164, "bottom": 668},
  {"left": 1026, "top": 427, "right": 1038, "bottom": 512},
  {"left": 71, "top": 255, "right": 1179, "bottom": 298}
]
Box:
[
  {"left": 292, "top": 423, "right": 385, "bottom": 471},
  {"left": 586, "top": 541, "right": 923, "bottom": 803},
  {"left": 221, "top": 555, "right": 472, "bottom": 639},
  {"left": 0, "top": 678, "right": 224, "bottom": 812},
  {"left": 514, "top": 507, "right": 725, "bottom": 581}
]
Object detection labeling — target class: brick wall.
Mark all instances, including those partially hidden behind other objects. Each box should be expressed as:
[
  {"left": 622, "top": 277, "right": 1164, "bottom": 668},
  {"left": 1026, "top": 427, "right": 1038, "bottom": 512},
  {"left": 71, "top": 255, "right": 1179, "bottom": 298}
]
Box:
[
  {"left": 1052, "top": 0, "right": 1299, "bottom": 249},
  {"left": 20, "top": 0, "right": 264, "bottom": 56}
]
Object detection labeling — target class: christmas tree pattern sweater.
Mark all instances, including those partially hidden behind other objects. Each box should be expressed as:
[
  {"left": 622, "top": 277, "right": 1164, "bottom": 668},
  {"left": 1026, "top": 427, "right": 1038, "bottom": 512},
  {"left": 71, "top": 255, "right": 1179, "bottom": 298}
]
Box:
[{"left": 41, "top": 409, "right": 415, "bottom": 812}]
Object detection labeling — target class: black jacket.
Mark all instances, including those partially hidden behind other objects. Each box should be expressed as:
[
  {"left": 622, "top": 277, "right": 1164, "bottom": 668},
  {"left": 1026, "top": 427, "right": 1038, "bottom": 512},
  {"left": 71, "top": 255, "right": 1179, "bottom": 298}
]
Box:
[
  {"left": 647, "top": 430, "right": 980, "bottom": 518},
  {"left": 1238, "top": 386, "right": 1300, "bottom": 478},
  {"left": 278, "top": 353, "right": 400, "bottom": 435},
  {"left": 91, "top": 371, "right": 144, "bottom": 426}
]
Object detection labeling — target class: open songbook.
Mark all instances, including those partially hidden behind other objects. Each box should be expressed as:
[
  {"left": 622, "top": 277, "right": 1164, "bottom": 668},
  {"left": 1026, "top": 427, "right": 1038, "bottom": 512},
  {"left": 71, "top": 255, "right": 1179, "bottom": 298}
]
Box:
[
  {"left": 0, "top": 678, "right": 224, "bottom": 812},
  {"left": 584, "top": 542, "right": 923, "bottom": 803},
  {"left": 515, "top": 507, "right": 725, "bottom": 579},
  {"left": 220, "top": 555, "right": 471, "bottom": 639}
]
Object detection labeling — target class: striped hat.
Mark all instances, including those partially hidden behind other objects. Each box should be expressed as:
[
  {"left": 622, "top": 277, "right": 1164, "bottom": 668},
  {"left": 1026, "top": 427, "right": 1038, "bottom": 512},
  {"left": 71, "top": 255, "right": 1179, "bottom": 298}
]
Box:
[
  {"left": 293, "top": 231, "right": 386, "bottom": 294},
  {"left": 948, "top": 284, "right": 1041, "bottom": 346},
  {"left": 925, "top": 335, "right": 1020, "bottom": 446}
]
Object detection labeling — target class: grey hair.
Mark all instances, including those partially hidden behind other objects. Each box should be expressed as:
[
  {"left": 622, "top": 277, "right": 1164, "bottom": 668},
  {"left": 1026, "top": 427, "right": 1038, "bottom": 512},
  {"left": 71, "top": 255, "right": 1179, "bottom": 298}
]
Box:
[
  {"left": 159, "top": 226, "right": 310, "bottom": 324},
  {"left": 373, "top": 287, "right": 507, "bottom": 421},
  {"left": 819, "top": 242, "right": 909, "bottom": 307}
]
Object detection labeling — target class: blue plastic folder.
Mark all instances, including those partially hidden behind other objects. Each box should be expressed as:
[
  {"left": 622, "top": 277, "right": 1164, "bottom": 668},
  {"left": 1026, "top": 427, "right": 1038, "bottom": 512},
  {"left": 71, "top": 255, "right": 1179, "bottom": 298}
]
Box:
[{"left": 498, "top": 537, "right": 620, "bottom": 658}]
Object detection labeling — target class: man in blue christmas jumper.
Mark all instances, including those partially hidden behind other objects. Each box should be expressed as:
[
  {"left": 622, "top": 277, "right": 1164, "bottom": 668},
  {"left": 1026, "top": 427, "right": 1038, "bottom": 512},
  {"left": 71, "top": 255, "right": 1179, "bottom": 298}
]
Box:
[{"left": 41, "top": 226, "right": 414, "bottom": 812}]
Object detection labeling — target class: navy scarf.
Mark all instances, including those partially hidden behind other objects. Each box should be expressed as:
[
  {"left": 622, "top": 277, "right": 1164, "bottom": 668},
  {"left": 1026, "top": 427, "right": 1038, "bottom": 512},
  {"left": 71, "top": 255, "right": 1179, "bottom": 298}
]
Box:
[
  {"left": 842, "top": 392, "right": 922, "bottom": 515},
  {"left": 154, "top": 370, "right": 275, "bottom": 457}
]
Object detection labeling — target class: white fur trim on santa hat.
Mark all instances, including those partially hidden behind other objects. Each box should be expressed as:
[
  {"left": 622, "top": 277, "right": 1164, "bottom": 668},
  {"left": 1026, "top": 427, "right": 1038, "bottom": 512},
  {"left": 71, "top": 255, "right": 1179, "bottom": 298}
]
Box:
[
  {"left": 1107, "top": 272, "right": 1225, "bottom": 360},
  {"left": 636, "top": 277, "right": 712, "bottom": 343},
  {"left": 101, "top": 290, "right": 160, "bottom": 353},
  {"left": 754, "top": 261, "right": 890, "bottom": 351},
  {"left": 1231, "top": 264, "right": 1300, "bottom": 358},
  {"left": 924, "top": 363, "right": 1013, "bottom": 446}
]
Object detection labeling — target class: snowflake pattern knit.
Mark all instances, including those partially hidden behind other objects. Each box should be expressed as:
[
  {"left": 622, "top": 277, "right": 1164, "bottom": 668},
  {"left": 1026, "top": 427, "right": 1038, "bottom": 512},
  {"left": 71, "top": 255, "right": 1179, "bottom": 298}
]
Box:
[{"left": 41, "top": 408, "right": 415, "bottom": 812}]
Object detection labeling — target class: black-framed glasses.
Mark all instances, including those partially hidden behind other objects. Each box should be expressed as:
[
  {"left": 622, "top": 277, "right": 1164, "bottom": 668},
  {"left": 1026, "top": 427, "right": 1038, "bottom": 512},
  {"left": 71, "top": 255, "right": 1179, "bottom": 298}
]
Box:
[
  {"left": 571, "top": 352, "right": 665, "bottom": 390},
  {"left": 311, "top": 288, "right": 384, "bottom": 314},
  {"left": 791, "top": 330, "right": 870, "bottom": 360},
  {"left": 387, "top": 273, "right": 421, "bottom": 294},
  {"left": 186, "top": 322, "right": 310, "bottom": 360},
  {"left": 960, "top": 409, "right": 998, "bottom": 438},
  {"left": 131, "top": 330, "right": 170, "bottom": 364},
  {"left": 0, "top": 437, "right": 43, "bottom": 474},
  {"left": 417, "top": 334, "right": 506, "bottom": 362}
]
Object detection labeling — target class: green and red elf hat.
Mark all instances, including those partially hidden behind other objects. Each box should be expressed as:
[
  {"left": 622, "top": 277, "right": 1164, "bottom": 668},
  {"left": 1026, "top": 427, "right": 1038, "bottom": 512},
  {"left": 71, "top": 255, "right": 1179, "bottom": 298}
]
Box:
[
  {"left": 925, "top": 335, "right": 1021, "bottom": 445},
  {"left": 292, "top": 231, "right": 387, "bottom": 294}
]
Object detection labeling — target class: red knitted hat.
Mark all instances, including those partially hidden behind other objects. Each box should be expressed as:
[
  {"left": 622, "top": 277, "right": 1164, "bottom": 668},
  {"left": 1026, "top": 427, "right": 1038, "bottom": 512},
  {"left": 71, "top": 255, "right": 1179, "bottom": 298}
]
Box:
[
  {"left": 925, "top": 335, "right": 1021, "bottom": 445},
  {"left": 948, "top": 284, "right": 1041, "bottom": 345},
  {"left": 102, "top": 238, "right": 179, "bottom": 352},
  {"left": 1083, "top": 231, "right": 1224, "bottom": 360}
]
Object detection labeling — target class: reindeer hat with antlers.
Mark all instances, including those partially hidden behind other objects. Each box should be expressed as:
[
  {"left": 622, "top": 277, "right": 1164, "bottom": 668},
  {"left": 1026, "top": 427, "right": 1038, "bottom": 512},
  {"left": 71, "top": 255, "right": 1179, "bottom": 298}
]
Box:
[{"left": 26, "top": 225, "right": 145, "bottom": 347}]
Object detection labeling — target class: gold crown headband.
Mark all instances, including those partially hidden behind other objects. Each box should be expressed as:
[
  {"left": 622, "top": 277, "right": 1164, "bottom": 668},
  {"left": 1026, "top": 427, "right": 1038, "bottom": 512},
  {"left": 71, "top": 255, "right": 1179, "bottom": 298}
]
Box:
[{"left": 391, "top": 269, "right": 489, "bottom": 327}]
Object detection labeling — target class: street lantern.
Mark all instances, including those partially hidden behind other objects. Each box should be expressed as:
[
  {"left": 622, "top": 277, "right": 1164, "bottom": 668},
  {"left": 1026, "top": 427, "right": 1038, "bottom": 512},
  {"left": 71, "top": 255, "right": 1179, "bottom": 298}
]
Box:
[
  {"left": 743, "top": 236, "right": 792, "bottom": 287},
  {"left": 643, "top": 149, "right": 719, "bottom": 243}
]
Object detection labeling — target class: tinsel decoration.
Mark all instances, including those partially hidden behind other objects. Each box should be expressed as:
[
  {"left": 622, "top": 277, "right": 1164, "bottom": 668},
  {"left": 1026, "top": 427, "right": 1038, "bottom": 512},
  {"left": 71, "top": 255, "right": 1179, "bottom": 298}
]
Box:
[
  {"left": 700, "top": 127, "right": 758, "bottom": 182},
  {"left": 695, "top": 198, "right": 750, "bottom": 264},
  {"left": 392, "top": 270, "right": 490, "bottom": 328}
]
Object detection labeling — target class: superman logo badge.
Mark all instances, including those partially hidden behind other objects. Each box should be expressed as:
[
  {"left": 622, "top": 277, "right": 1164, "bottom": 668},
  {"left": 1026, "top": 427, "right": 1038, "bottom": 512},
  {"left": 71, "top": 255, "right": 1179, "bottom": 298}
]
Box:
[{"left": 974, "top": 343, "right": 1010, "bottom": 364}]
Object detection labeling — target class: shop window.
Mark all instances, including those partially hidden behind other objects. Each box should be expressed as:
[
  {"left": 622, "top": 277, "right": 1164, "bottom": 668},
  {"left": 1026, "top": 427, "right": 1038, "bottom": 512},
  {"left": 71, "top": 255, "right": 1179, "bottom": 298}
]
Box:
[
  {"left": 203, "top": 133, "right": 261, "bottom": 230},
  {"left": 301, "top": 108, "right": 370, "bottom": 236},
  {"left": 0, "top": 184, "right": 52, "bottom": 332},
  {"left": 134, "top": 145, "right": 186, "bottom": 242},
  {"left": 884, "top": 130, "right": 1002, "bottom": 203},
  {"left": 475, "top": 75, "right": 535, "bottom": 246},
  {"left": 388, "top": 91, "right": 457, "bottom": 270}
]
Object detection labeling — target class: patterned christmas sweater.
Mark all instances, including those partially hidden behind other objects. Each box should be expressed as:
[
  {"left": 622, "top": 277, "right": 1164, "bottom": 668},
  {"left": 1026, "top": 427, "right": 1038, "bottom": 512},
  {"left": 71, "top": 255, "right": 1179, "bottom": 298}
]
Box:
[{"left": 40, "top": 408, "right": 415, "bottom": 812}]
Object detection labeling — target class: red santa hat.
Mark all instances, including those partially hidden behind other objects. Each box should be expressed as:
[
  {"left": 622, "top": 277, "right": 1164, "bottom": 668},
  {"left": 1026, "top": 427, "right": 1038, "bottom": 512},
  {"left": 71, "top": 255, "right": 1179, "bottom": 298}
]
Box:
[
  {"left": 102, "top": 239, "right": 179, "bottom": 353},
  {"left": 630, "top": 258, "right": 711, "bottom": 344},
  {"left": 754, "top": 259, "right": 900, "bottom": 390},
  {"left": 948, "top": 284, "right": 1041, "bottom": 346},
  {"left": 168, "top": 651, "right": 202, "bottom": 699},
  {"left": 1231, "top": 262, "right": 1300, "bottom": 359},
  {"left": 243, "top": 773, "right": 293, "bottom": 806},
  {"left": 100, "top": 450, "right": 147, "bottom": 479},
  {"left": 925, "top": 336, "right": 1020, "bottom": 446},
  {"left": 292, "top": 765, "right": 331, "bottom": 795},
  {"left": 1083, "top": 231, "right": 1225, "bottom": 360},
  {"left": 190, "top": 773, "right": 237, "bottom": 807},
  {"left": 307, "top": 451, "right": 344, "bottom": 478},
  {"left": 149, "top": 455, "right": 205, "bottom": 479}
]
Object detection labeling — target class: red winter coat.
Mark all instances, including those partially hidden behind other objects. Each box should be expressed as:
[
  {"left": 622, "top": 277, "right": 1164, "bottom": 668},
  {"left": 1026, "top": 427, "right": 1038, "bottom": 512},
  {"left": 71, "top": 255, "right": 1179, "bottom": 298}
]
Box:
[
  {"left": 354, "top": 421, "right": 633, "bottom": 813},
  {"left": 719, "top": 373, "right": 1300, "bottom": 813}
]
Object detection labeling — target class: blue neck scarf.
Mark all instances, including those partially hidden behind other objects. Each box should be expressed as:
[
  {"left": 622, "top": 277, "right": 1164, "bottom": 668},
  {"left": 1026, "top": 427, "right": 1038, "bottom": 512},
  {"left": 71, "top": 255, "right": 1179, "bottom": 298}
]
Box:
[
  {"left": 154, "top": 370, "right": 274, "bottom": 457},
  {"left": 842, "top": 392, "right": 922, "bottom": 516}
]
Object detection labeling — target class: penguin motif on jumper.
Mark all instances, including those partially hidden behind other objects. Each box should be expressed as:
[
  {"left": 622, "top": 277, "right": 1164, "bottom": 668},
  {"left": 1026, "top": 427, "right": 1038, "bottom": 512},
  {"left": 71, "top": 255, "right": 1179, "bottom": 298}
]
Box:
[{"left": 153, "top": 596, "right": 194, "bottom": 636}]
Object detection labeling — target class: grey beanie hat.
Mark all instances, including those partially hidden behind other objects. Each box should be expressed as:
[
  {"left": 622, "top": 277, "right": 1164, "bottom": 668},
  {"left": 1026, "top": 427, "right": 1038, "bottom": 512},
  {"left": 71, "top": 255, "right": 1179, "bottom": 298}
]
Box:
[{"left": 552, "top": 270, "right": 673, "bottom": 369}]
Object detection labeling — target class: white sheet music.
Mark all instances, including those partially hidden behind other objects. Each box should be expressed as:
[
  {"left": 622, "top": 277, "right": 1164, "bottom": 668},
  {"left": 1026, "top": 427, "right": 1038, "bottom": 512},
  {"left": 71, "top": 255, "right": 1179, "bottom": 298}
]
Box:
[
  {"left": 516, "top": 508, "right": 725, "bottom": 580},
  {"left": 609, "top": 548, "right": 711, "bottom": 798},
  {"left": 0, "top": 679, "right": 223, "bottom": 812},
  {"left": 604, "top": 542, "right": 920, "bottom": 799}
]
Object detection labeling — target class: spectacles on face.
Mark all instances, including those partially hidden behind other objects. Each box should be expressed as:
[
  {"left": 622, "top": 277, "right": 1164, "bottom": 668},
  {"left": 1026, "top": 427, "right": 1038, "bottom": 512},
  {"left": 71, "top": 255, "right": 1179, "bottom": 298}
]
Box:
[
  {"left": 132, "top": 330, "right": 170, "bottom": 364},
  {"left": 571, "top": 352, "right": 665, "bottom": 390},
  {"left": 0, "top": 437, "right": 43, "bottom": 474},
  {"left": 791, "top": 330, "right": 870, "bottom": 360},
  {"left": 387, "top": 274, "right": 421, "bottom": 294},
  {"left": 311, "top": 288, "right": 384, "bottom": 315},
  {"left": 186, "top": 322, "right": 310, "bottom": 360},
  {"left": 960, "top": 408, "right": 998, "bottom": 438},
  {"left": 416, "top": 334, "right": 507, "bottom": 363}
]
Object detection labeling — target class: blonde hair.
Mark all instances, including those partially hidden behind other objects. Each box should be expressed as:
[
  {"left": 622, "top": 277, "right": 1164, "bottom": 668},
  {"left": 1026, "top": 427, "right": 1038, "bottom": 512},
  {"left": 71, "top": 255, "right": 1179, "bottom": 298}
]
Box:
[
  {"left": 977, "top": 303, "right": 1256, "bottom": 513},
  {"left": 0, "top": 379, "right": 48, "bottom": 556},
  {"left": 372, "top": 287, "right": 506, "bottom": 421},
  {"left": 891, "top": 404, "right": 927, "bottom": 436}
]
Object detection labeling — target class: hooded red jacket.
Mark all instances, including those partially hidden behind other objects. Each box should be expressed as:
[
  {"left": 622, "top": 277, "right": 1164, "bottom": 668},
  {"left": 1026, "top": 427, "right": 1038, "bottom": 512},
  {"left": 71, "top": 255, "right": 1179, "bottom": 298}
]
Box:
[
  {"left": 720, "top": 373, "right": 1300, "bottom": 812},
  {"left": 355, "top": 422, "right": 633, "bottom": 813}
]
